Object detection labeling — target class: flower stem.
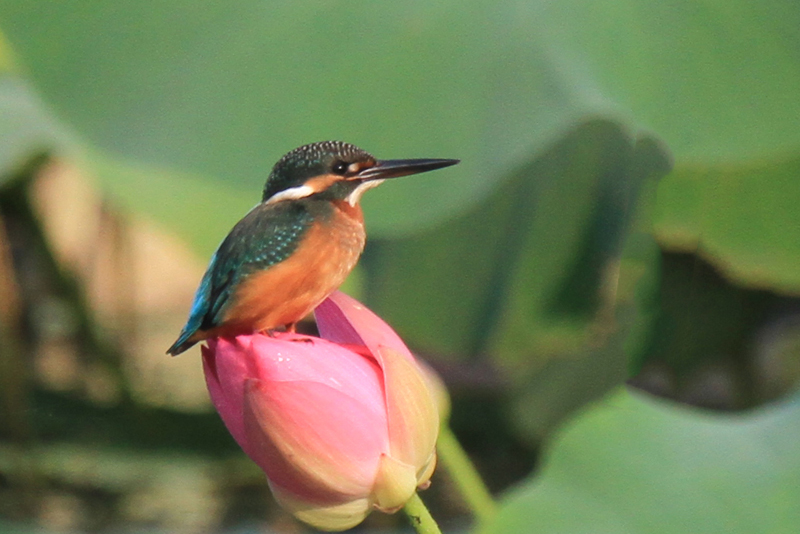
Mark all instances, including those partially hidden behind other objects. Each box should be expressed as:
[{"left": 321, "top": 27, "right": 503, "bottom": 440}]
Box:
[
  {"left": 437, "top": 424, "right": 497, "bottom": 524},
  {"left": 403, "top": 492, "right": 443, "bottom": 534}
]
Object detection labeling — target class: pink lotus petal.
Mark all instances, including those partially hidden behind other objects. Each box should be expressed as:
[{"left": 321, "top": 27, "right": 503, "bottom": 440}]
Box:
[
  {"left": 200, "top": 292, "right": 442, "bottom": 530},
  {"left": 203, "top": 333, "right": 386, "bottom": 462},
  {"left": 244, "top": 378, "right": 388, "bottom": 503},
  {"left": 203, "top": 337, "right": 253, "bottom": 449},
  {"left": 246, "top": 333, "right": 385, "bottom": 397},
  {"left": 378, "top": 347, "right": 439, "bottom": 473},
  {"left": 315, "top": 291, "right": 414, "bottom": 362}
]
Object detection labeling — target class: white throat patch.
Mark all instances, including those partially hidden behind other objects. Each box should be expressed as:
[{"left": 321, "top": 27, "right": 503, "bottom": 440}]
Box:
[{"left": 346, "top": 179, "right": 384, "bottom": 206}]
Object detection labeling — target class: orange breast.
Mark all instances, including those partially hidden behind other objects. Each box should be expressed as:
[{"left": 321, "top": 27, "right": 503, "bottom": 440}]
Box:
[{"left": 214, "top": 201, "right": 365, "bottom": 336}]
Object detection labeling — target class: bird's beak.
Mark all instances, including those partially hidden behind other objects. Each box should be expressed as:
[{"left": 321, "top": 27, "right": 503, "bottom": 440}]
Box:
[{"left": 355, "top": 158, "right": 459, "bottom": 181}]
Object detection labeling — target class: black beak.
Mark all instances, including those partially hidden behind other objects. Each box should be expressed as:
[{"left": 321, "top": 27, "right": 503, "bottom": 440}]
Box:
[{"left": 356, "top": 158, "right": 459, "bottom": 181}]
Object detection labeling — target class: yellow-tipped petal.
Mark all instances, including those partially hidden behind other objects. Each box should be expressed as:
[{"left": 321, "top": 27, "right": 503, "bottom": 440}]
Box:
[
  {"left": 417, "top": 359, "right": 452, "bottom": 423},
  {"left": 378, "top": 347, "right": 440, "bottom": 472},
  {"left": 243, "top": 379, "right": 384, "bottom": 499},
  {"left": 417, "top": 452, "right": 437, "bottom": 489},
  {"left": 270, "top": 483, "right": 371, "bottom": 532},
  {"left": 372, "top": 454, "right": 418, "bottom": 513}
]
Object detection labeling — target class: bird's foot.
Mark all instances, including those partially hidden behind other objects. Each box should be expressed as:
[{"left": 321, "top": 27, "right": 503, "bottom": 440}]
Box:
[
  {"left": 259, "top": 327, "right": 314, "bottom": 343},
  {"left": 281, "top": 322, "right": 313, "bottom": 343}
]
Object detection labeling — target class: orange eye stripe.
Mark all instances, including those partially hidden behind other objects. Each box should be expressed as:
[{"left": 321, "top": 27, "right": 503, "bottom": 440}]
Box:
[{"left": 304, "top": 174, "right": 341, "bottom": 193}]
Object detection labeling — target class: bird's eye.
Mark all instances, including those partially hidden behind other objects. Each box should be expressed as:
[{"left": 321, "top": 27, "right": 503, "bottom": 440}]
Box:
[{"left": 332, "top": 161, "right": 349, "bottom": 175}]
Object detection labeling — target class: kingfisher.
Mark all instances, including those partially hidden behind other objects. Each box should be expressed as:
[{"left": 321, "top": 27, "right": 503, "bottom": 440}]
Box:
[{"left": 167, "top": 141, "right": 458, "bottom": 355}]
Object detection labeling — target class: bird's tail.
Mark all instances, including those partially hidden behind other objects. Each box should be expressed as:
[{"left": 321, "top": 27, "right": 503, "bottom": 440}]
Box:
[{"left": 166, "top": 330, "right": 199, "bottom": 356}]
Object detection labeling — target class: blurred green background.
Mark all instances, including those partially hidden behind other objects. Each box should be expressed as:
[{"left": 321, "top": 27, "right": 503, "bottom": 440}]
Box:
[{"left": 0, "top": 2, "right": 798, "bottom": 533}]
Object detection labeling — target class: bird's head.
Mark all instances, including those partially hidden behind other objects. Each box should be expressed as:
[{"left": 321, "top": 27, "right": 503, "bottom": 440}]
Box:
[{"left": 262, "top": 141, "right": 458, "bottom": 206}]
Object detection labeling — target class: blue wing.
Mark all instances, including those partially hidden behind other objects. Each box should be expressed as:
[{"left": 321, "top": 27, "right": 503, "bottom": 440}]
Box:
[{"left": 167, "top": 201, "right": 314, "bottom": 355}]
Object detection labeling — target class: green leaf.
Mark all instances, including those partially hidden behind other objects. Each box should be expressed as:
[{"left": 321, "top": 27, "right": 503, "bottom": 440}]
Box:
[
  {"left": 654, "top": 153, "right": 800, "bottom": 293},
  {"left": 0, "top": 3, "right": 485, "bottom": 235},
  {"left": 366, "top": 120, "right": 670, "bottom": 440},
  {"left": 0, "top": 29, "right": 15, "bottom": 71},
  {"left": 0, "top": 77, "right": 69, "bottom": 182},
  {"left": 0, "top": 30, "right": 67, "bottom": 181},
  {"left": 512, "top": 0, "right": 800, "bottom": 163},
  {"left": 0, "top": 1, "right": 797, "bottom": 239},
  {"left": 366, "top": 119, "right": 670, "bottom": 366},
  {"left": 88, "top": 153, "right": 255, "bottom": 256},
  {"left": 509, "top": 231, "right": 663, "bottom": 440},
  {"left": 2, "top": 2, "right": 797, "bottom": 444},
  {"left": 481, "top": 388, "right": 800, "bottom": 534}
]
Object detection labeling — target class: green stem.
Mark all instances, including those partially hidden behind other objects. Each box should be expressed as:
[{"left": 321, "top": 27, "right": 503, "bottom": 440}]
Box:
[
  {"left": 403, "top": 492, "right": 443, "bottom": 534},
  {"left": 437, "top": 424, "right": 497, "bottom": 524}
]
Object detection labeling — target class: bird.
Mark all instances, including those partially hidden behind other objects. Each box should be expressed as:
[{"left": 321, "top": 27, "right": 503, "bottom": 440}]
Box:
[{"left": 167, "top": 141, "right": 458, "bottom": 355}]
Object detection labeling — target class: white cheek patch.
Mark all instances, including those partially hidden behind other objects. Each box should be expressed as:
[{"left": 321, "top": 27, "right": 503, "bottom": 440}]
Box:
[
  {"left": 346, "top": 179, "right": 385, "bottom": 206},
  {"left": 265, "top": 184, "right": 315, "bottom": 205}
]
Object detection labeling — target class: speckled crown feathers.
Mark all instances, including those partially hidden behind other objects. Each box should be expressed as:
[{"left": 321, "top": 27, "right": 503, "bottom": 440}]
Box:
[{"left": 262, "top": 141, "right": 375, "bottom": 201}]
